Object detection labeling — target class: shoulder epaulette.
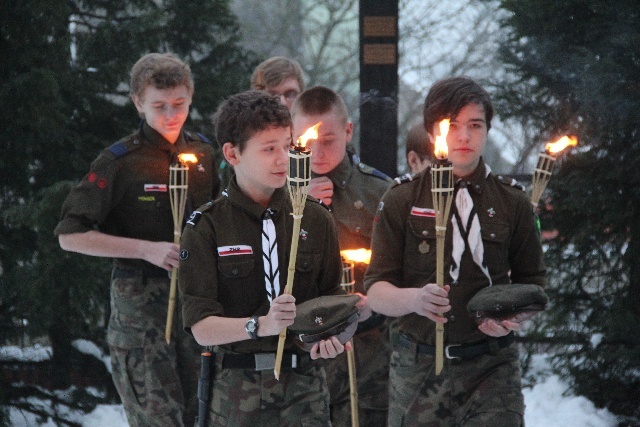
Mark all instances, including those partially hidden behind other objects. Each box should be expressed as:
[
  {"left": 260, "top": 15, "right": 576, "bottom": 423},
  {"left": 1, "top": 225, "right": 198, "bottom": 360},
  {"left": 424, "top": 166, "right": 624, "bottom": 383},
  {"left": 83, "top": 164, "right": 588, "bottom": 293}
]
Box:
[
  {"left": 185, "top": 201, "right": 214, "bottom": 227},
  {"left": 393, "top": 173, "right": 414, "bottom": 186},
  {"left": 185, "top": 131, "right": 212, "bottom": 145},
  {"left": 357, "top": 162, "right": 392, "bottom": 182},
  {"left": 107, "top": 137, "right": 141, "bottom": 159},
  {"left": 496, "top": 174, "right": 526, "bottom": 192}
]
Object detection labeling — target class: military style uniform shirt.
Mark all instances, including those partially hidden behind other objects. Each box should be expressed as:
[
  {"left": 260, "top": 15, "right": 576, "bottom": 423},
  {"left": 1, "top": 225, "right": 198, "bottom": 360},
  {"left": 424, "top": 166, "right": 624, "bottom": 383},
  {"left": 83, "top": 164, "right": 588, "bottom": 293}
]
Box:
[
  {"left": 179, "top": 178, "right": 343, "bottom": 354},
  {"left": 318, "top": 153, "right": 391, "bottom": 254},
  {"left": 364, "top": 158, "right": 546, "bottom": 345},
  {"left": 54, "top": 121, "right": 220, "bottom": 270}
]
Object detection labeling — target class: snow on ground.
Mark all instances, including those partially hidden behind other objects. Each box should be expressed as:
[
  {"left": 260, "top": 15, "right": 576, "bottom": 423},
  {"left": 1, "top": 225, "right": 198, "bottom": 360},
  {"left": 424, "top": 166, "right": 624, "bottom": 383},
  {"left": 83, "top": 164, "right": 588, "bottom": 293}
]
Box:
[{"left": 5, "top": 347, "right": 619, "bottom": 427}]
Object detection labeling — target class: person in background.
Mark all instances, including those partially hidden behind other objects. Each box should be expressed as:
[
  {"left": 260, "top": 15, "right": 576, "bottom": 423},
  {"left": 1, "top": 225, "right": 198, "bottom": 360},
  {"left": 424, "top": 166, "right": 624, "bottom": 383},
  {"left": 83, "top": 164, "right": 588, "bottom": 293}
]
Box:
[
  {"left": 364, "top": 76, "right": 546, "bottom": 426},
  {"left": 250, "top": 56, "right": 305, "bottom": 110},
  {"left": 179, "top": 90, "right": 371, "bottom": 426},
  {"left": 405, "top": 120, "right": 434, "bottom": 175},
  {"left": 291, "top": 85, "right": 392, "bottom": 426},
  {"left": 55, "top": 52, "right": 220, "bottom": 426}
]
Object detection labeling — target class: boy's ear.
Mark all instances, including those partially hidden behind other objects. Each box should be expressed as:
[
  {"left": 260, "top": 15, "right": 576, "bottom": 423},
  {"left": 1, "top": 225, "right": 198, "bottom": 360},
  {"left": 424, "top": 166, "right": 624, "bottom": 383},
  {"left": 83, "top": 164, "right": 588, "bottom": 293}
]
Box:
[
  {"left": 131, "top": 95, "right": 143, "bottom": 113},
  {"left": 345, "top": 121, "right": 354, "bottom": 143},
  {"left": 222, "top": 142, "right": 240, "bottom": 166}
]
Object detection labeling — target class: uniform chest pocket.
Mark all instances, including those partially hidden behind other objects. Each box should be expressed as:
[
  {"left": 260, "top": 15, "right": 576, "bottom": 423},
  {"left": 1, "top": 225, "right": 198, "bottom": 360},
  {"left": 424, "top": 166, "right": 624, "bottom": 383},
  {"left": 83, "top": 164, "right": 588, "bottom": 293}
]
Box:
[
  {"left": 480, "top": 221, "right": 510, "bottom": 272},
  {"left": 405, "top": 216, "right": 437, "bottom": 273},
  {"left": 218, "top": 256, "right": 255, "bottom": 279}
]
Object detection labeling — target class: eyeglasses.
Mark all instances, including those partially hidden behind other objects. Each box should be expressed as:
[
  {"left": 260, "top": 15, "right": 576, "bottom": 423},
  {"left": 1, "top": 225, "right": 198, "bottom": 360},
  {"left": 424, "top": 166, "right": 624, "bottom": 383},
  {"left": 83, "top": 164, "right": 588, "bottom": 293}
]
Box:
[{"left": 268, "top": 89, "right": 299, "bottom": 101}]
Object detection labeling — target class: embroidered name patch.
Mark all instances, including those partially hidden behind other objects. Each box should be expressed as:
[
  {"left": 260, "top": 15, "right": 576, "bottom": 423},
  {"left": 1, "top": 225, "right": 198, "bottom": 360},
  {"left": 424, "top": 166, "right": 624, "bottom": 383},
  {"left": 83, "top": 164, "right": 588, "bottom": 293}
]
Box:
[
  {"left": 144, "top": 184, "right": 167, "bottom": 192},
  {"left": 217, "top": 245, "right": 253, "bottom": 256},
  {"left": 411, "top": 207, "right": 436, "bottom": 218}
]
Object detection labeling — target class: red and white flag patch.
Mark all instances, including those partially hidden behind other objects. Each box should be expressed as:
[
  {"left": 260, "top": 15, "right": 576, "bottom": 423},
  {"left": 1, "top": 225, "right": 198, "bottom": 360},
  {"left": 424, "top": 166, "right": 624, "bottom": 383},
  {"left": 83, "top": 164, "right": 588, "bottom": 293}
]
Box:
[
  {"left": 144, "top": 184, "right": 167, "bottom": 192},
  {"left": 217, "top": 245, "right": 253, "bottom": 256},
  {"left": 411, "top": 206, "right": 436, "bottom": 218}
]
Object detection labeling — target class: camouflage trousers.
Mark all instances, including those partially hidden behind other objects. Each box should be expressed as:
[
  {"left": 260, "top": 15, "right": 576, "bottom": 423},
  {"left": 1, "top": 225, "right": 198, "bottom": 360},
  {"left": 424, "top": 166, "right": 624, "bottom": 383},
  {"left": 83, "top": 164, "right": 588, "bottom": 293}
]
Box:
[
  {"left": 107, "top": 271, "right": 200, "bottom": 427},
  {"left": 206, "top": 351, "right": 331, "bottom": 427},
  {"left": 325, "top": 324, "right": 390, "bottom": 426},
  {"left": 388, "top": 337, "right": 524, "bottom": 427}
]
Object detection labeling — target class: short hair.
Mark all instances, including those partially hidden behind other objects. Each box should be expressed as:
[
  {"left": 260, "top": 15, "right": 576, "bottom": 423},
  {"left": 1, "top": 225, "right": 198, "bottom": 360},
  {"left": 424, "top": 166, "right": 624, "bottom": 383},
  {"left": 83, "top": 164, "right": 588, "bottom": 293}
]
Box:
[
  {"left": 406, "top": 121, "right": 434, "bottom": 161},
  {"left": 130, "top": 53, "right": 193, "bottom": 99},
  {"left": 423, "top": 76, "right": 493, "bottom": 135},
  {"left": 290, "top": 86, "right": 349, "bottom": 124},
  {"left": 212, "top": 90, "right": 291, "bottom": 153},
  {"left": 251, "top": 56, "right": 305, "bottom": 92}
]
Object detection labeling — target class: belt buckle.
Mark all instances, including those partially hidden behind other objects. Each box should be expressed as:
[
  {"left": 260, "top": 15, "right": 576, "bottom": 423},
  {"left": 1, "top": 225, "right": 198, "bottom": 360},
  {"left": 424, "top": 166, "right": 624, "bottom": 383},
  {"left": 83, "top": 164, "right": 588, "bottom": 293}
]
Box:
[
  {"left": 445, "top": 344, "right": 462, "bottom": 360},
  {"left": 254, "top": 353, "right": 276, "bottom": 371}
]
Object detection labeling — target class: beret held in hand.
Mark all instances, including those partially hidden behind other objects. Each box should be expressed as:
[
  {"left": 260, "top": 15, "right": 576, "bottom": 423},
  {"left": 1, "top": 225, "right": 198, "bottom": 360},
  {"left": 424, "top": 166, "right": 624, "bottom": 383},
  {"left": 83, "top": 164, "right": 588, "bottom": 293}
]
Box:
[
  {"left": 467, "top": 284, "right": 549, "bottom": 324},
  {"left": 289, "top": 294, "right": 360, "bottom": 352}
]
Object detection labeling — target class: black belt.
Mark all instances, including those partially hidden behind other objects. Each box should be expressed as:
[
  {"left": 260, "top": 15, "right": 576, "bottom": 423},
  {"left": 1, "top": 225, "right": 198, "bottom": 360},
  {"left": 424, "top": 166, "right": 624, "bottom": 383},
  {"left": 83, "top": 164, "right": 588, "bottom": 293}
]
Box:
[
  {"left": 220, "top": 352, "right": 309, "bottom": 371},
  {"left": 112, "top": 266, "right": 169, "bottom": 279},
  {"left": 397, "top": 333, "right": 515, "bottom": 360}
]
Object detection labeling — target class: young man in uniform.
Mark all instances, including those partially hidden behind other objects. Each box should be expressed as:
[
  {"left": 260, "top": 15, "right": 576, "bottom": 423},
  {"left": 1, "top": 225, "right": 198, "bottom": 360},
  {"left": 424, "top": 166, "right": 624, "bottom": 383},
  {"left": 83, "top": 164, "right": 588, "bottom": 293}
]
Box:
[
  {"left": 55, "top": 53, "right": 220, "bottom": 426},
  {"left": 178, "top": 90, "right": 371, "bottom": 426},
  {"left": 364, "top": 76, "right": 547, "bottom": 426},
  {"left": 291, "top": 86, "right": 392, "bottom": 426},
  {"left": 405, "top": 121, "right": 434, "bottom": 175},
  {"left": 251, "top": 56, "right": 305, "bottom": 110}
]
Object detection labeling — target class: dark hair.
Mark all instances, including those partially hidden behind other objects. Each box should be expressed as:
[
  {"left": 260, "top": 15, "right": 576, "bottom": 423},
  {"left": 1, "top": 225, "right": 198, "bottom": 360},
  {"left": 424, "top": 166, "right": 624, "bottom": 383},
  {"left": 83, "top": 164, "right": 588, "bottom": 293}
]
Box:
[
  {"left": 251, "top": 56, "right": 305, "bottom": 92},
  {"left": 212, "top": 90, "right": 291, "bottom": 153},
  {"left": 423, "top": 76, "right": 493, "bottom": 135},
  {"left": 290, "top": 85, "right": 348, "bottom": 123},
  {"left": 130, "top": 52, "right": 193, "bottom": 98},
  {"left": 405, "top": 121, "right": 434, "bottom": 160}
]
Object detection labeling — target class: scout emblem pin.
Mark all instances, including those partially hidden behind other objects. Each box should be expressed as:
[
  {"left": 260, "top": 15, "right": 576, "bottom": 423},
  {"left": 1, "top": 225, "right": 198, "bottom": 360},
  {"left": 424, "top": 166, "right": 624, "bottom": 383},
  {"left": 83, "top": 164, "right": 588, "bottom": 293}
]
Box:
[{"left": 419, "top": 241, "right": 430, "bottom": 254}]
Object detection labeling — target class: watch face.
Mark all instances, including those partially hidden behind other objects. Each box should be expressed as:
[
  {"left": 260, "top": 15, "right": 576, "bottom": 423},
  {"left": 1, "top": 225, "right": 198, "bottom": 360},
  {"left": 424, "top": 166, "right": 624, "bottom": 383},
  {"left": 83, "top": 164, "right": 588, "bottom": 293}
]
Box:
[{"left": 246, "top": 321, "right": 256, "bottom": 332}]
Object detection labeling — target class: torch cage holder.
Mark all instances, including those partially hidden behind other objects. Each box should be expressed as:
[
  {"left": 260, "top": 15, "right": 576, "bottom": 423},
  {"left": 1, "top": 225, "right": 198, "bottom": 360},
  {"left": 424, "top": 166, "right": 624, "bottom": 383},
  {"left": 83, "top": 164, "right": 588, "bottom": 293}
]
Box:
[
  {"left": 430, "top": 161, "right": 455, "bottom": 229},
  {"left": 287, "top": 149, "right": 312, "bottom": 213},
  {"left": 170, "top": 163, "right": 190, "bottom": 233},
  {"left": 340, "top": 258, "right": 355, "bottom": 294},
  {"left": 531, "top": 152, "right": 556, "bottom": 208}
]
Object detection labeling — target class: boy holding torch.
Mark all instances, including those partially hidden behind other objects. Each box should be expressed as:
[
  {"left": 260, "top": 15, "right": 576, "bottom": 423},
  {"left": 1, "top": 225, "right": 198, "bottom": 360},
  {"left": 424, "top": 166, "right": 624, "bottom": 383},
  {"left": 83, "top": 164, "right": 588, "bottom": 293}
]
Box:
[
  {"left": 179, "top": 90, "right": 370, "bottom": 426},
  {"left": 364, "top": 77, "right": 547, "bottom": 426},
  {"left": 54, "top": 53, "right": 219, "bottom": 426}
]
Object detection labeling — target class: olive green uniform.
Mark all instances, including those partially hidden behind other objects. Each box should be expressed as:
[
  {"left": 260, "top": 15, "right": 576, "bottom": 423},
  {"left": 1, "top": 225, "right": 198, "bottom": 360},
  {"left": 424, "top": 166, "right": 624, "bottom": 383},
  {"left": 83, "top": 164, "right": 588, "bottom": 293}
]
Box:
[
  {"left": 320, "top": 153, "right": 392, "bottom": 426},
  {"left": 179, "top": 178, "right": 343, "bottom": 426},
  {"left": 364, "top": 159, "right": 546, "bottom": 426},
  {"left": 55, "top": 121, "right": 219, "bottom": 427}
]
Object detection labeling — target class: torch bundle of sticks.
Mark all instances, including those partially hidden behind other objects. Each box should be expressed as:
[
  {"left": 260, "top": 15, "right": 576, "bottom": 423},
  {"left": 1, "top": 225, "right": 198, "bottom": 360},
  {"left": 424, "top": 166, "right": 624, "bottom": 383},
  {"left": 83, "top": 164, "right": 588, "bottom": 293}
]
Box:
[
  {"left": 165, "top": 153, "right": 197, "bottom": 344},
  {"left": 531, "top": 136, "right": 578, "bottom": 208},
  {"left": 430, "top": 119, "right": 455, "bottom": 375},
  {"left": 273, "top": 123, "right": 320, "bottom": 380}
]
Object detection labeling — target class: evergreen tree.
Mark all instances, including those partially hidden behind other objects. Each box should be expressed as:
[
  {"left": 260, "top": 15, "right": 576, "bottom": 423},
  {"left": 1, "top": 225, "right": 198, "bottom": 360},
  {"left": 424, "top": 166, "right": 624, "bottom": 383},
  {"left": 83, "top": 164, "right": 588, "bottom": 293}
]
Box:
[
  {"left": 493, "top": 0, "right": 640, "bottom": 422},
  {"left": 1, "top": 0, "right": 256, "bottom": 419}
]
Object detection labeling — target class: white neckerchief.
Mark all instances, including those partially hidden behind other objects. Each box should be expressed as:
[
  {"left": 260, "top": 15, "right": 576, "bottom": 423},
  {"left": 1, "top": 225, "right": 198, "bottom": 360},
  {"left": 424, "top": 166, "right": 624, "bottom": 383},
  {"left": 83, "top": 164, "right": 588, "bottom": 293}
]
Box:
[
  {"left": 449, "top": 166, "right": 493, "bottom": 286},
  {"left": 262, "top": 209, "right": 280, "bottom": 303}
]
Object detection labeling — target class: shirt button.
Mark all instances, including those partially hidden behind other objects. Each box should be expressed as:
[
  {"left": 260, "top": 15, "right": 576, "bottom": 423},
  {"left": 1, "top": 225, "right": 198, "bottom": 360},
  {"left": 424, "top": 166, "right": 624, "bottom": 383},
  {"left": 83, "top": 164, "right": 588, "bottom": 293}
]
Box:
[
  {"left": 475, "top": 184, "right": 481, "bottom": 190},
  {"left": 341, "top": 180, "right": 346, "bottom": 186},
  {"left": 490, "top": 233, "right": 496, "bottom": 239},
  {"left": 422, "top": 230, "right": 429, "bottom": 237},
  {"left": 355, "top": 226, "right": 361, "bottom": 234},
  {"left": 450, "top": 315, "right": 456, "bottom": 322},
  {"left": 303, "top": 261, "right": 309, "bottom": 268},
  {"left": 232, "top": 268, "right": 239, "bottom": 275}
]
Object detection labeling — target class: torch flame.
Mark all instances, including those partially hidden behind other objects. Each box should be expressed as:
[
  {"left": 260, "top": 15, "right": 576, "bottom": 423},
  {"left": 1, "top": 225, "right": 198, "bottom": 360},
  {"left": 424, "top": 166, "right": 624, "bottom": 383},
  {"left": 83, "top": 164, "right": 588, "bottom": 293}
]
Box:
[
  {"left": 433, "top": 119, "right": 450, "bottom": 160},
  {"left": 177, "top": 153, "right": 198, "bottom": 165},
  {"left": 545, "top": 136, "right": 577, "bottom": 155},
  {"left": 341, "top": 248, "right": 372, "bottom": 265},
  {"left": 296, "top": 122, "right": 322, "bottom": 148}
]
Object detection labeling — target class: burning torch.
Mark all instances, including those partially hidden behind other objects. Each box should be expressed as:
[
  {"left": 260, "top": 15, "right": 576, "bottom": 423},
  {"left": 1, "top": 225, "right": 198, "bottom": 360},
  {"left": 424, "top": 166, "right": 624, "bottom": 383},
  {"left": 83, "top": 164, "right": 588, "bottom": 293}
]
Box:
[
  {"left": 273, "top": 122, "right": 321, "bottom": 380},
  {"left": 531, "top": 135, "right": 578, "bottom": 209},
  {"left": 165, "top": 153, "right": 198, "bottom": 344},
  {"left": 430, "top": 119, "right": 455, "bottom": 375},
  {"left": 340, "top": 248, "right": 372, "bottom": 427}
]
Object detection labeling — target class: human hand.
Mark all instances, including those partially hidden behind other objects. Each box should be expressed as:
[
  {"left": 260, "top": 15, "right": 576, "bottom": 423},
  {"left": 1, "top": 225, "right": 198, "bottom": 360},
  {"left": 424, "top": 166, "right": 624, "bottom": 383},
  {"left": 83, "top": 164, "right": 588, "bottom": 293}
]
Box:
[
  {"left": 412, "top": 283, "right": 451, "bottom": 323},
  {"left": 144, "top": 241, "right": 180, "bottom": 271},
  {"left": 309, "top": 336, "right": 348, "bottom": 360},
  {"left": 354, "top": 293, "right": 372, "bottom": 322},
  {"left": 478, "top": 318, "right": 521, "bottom": 337},
  {"left": 308, "top": 176, "right": 334, "bottom": 206},
  {"left": 259, "top": 294, "right": 296, "bottom": 337}
]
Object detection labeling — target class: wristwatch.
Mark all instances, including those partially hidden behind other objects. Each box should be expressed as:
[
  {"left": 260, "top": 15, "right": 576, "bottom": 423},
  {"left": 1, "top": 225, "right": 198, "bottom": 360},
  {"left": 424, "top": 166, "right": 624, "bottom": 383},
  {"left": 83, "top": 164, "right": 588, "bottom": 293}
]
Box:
[{"left": 245, "top": 316, "right": 259, "bottom": 340}]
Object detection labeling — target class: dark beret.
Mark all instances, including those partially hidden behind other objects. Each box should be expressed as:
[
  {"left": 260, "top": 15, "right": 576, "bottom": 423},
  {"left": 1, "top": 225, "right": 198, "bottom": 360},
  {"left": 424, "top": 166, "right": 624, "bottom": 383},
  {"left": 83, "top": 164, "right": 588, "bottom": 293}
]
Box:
[
  {"left": 467, "top": 284, "right": 549, "bottom": 324},
  {"left": 289, "top": 294, "right": 360, "bottom": 352}
]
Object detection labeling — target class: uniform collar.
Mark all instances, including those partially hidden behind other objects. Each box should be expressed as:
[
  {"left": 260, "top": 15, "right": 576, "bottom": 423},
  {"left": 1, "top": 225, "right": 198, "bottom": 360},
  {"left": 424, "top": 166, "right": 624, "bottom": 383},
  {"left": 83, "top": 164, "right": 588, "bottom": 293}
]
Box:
[
  {"left": 226, "top": 177, "right": 289, "bottom": 221},
  {"left": 140, "top": 120, "right": 187, "bottom": 152},
  {"left": 455, "top": 157, "right": 490, "bottom": 195},
  {"left": 315, "top": 153, "right": 353, "bottom": 189}
]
